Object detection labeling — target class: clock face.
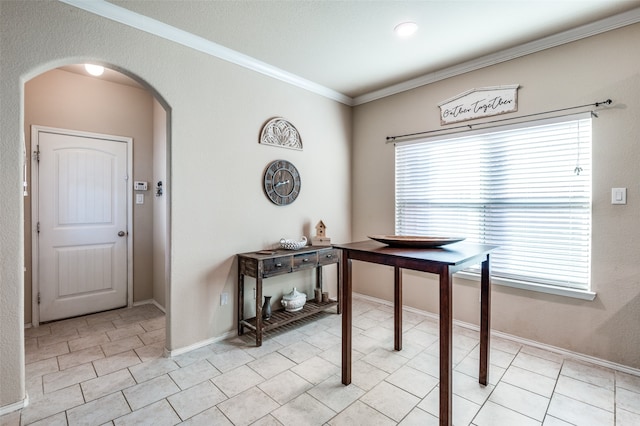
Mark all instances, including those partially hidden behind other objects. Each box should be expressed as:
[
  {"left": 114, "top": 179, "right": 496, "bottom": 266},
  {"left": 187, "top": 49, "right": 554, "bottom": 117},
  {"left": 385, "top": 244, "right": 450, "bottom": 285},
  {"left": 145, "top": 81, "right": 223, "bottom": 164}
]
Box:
[{"left": 264, "top": 160, "right": 301, "bottom": 205}]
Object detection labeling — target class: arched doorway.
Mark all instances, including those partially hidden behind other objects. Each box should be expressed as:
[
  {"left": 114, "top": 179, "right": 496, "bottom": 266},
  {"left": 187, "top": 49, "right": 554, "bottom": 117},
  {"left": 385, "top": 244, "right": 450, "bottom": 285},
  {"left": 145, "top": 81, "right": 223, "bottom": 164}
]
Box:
[{"left": 23, "top": 62, "right": 171, "bottom": 341}]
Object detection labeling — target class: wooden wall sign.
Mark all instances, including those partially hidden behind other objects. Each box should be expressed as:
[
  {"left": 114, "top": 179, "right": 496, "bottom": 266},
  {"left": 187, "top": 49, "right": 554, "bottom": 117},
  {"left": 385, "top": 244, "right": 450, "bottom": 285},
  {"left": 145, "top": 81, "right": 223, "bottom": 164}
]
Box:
[
  {"left": 438, "top": 84, "right": 519, "bottom": 125},
  {"left": 260, "top": 117, "right": 302, "bottom": 150}
]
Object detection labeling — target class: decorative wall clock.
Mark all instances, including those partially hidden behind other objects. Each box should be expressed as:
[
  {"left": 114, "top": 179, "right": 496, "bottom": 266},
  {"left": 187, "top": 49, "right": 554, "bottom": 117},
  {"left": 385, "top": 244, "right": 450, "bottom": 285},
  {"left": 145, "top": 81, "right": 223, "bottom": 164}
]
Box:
[
  {"left": 263, "top": 160, "right": 301, "bottom": 205},
  {"left": 259, "top": 117, "right": 302, "bottom": 150}
]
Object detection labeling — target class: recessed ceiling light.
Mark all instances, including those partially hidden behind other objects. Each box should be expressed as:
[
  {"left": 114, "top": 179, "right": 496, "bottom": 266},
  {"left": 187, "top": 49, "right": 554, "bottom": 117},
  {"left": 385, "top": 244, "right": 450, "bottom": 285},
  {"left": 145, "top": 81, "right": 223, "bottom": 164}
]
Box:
[
  {"left": 394, "top": 21, "right": 418, "bottom": 38},
  {"left": 84, "top": 64, "right": 104, "bottom": 76}
]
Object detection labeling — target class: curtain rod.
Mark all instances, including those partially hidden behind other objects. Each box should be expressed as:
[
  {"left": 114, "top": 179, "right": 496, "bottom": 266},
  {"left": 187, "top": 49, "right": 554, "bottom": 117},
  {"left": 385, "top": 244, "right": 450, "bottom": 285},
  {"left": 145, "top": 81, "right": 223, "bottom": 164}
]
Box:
[{"left": 385, "top": 99, "right": 612, "bottom": 143}]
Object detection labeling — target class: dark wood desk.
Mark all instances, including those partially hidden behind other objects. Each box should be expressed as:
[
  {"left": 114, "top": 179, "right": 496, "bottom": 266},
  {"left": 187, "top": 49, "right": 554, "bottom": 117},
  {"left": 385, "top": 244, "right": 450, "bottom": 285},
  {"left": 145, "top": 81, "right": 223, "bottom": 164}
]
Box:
[{"left": 333, "top": 240, "right": 497, "bottom": 426}]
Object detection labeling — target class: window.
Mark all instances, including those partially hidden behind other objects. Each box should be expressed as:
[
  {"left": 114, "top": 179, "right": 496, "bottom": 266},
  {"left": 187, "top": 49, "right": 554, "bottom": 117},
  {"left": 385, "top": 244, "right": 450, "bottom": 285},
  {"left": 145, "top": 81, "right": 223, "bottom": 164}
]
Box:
[{"left": 395, "top": 114, "right": 592, "bottom": 292}]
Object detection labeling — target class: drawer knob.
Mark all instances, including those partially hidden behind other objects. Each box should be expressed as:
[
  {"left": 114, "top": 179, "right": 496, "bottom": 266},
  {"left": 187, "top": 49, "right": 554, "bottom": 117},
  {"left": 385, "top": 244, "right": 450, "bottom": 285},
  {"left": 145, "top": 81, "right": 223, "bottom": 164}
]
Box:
[
  {"left": 275, "top": 263, "right": 282, "bottom": 267},
  {"left": 302, "top": 258, "right": 309, "bottom": 262},
  {"left": 326, "top": 254, "right": 333, "bottom": 258}
]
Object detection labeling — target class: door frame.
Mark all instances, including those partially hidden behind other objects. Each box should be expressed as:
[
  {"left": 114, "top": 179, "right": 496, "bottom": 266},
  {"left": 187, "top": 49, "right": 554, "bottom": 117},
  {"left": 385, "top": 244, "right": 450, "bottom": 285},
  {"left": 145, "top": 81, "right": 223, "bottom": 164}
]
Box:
[{"left": 30, "top": 125, "right": 134, "bottom": 326}]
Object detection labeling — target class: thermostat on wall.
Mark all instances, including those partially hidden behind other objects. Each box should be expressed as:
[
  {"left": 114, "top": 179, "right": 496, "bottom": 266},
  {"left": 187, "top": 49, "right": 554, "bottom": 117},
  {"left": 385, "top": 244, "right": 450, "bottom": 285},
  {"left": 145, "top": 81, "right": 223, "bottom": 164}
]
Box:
[{"left": 134, "top": 181, "right": 148, "bottom": 191}]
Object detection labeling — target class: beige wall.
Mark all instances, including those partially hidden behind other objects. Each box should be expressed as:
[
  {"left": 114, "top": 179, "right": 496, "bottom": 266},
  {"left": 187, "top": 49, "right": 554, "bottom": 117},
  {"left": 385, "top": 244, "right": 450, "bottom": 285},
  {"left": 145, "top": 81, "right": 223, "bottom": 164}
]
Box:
[
  {"left": 352, "top": 23, "right": 640, "bottom": 369},
  {"left": 23, "top": 69, "right": 158, "bottom": 324},
  {"left": 0, "top": 0, "right": 351, "bottom": 409},
  {"left": 3, "top": 0, "right": 636, "bottom": 413}
]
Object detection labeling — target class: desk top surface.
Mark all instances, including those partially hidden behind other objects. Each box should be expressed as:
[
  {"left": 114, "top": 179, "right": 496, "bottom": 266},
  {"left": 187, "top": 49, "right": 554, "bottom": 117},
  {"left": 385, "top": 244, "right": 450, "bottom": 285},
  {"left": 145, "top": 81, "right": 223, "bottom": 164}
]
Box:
[
  {"left": 237, "top": 246, "right": 335, "bottom": 260},
  {"left": 333, "top": 240, "right": 497, "bottom": 266}
]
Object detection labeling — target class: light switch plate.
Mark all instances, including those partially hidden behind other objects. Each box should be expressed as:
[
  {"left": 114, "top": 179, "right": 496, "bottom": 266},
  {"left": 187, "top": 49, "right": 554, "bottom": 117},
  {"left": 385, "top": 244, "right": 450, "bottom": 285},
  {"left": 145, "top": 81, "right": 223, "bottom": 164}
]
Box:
[
  {"left": 136, "top": 193, "right": 144, "bottom": 204},
  {"left": 611, "top": 188, "right": 626, "bottom": 204}
]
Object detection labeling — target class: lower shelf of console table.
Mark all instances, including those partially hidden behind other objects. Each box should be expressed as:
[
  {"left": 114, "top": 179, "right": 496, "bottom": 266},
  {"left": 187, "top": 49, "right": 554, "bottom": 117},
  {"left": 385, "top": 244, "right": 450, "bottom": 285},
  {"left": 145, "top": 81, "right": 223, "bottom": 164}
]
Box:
[{"left": 239, "top": 299, "right": 339, "bottom": 334}]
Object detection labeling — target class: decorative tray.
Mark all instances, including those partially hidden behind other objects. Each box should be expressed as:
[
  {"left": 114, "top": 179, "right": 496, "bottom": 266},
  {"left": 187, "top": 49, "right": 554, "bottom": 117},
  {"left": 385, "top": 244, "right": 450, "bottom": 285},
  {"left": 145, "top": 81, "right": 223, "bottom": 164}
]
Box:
[{"left": 368, "top": 235, "right": 465, "bottom": 248}]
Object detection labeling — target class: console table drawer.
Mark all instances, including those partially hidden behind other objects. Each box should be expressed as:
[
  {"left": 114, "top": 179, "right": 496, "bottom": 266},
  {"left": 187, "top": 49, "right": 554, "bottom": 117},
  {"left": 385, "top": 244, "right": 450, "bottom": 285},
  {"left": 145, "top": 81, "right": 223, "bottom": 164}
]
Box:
[
  {"left": 318, "top": 249, "right": 340, "bottom": 266},
  {"left": 293, "top": 252, "right": 318, "bottom": 271},
  {"left": 263, "top": 257, "right": 292, "bottom": 277}
]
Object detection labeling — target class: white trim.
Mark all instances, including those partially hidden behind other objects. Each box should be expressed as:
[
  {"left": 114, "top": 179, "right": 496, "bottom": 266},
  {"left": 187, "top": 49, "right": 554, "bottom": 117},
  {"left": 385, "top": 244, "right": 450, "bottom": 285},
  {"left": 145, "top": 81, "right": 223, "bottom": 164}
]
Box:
[
  {"left": 133, "top": 298, "right": 166, "bottom": 313},
  {"left": 58, "top": 1, "right": 640, "bottom": 107},
  {"left": 30, "top": 126, "right": 40, "bottom": 327},
  {"left": 0, "top": 393, "right": 29, "bottom": 416},
  {"left": 164, "top": 330, "right": 237, "bottom": 358},
  {"left": 163, "top": 291, "right": 637, "bottom": 376},
  {"left": 352, "top": 7, "right": 640, "bottom": 105},
  {"left": 126, "top": 134, "right": 134, "bottom": 309},
  {"left": 455, "top": 271, "right": 597, "bottom": 301},
  {"left": 58, "top": 0, "right": 352, "bottom": 106},
  {"left": 354, "top": 292, "right": 639, "bottom": 377}
]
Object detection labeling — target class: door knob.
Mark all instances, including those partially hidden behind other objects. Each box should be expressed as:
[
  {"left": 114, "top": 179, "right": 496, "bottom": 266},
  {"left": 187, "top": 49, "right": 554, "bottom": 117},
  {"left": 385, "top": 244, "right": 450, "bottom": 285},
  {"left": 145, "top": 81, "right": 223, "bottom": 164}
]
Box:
[{"left": 118, "top": 231, "right": 126, "bottom": 237}]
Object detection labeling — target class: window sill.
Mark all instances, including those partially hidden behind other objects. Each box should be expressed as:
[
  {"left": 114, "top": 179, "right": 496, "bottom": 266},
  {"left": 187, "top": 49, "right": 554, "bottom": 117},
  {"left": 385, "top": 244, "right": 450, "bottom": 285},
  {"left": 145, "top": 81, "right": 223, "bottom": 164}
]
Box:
[{"left": 455, "top": 271, "right": 597, "bottom": 301}]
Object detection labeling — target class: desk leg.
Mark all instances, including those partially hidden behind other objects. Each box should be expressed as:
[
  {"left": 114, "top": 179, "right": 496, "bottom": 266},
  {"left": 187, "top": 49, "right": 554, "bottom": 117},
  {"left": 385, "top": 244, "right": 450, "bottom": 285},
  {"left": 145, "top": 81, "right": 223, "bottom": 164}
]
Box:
[
  {"left": 316, "top": 265, "right": 323, "bottom": 298},
  {"left": 238, "top": 272, "right": 245, "bottom": 336},
  {"left": 341, "top": 252, "right": 352, "bottom": 385},
  {"left": 479, "top": 256, "right": 491, "bottom": 386},
  {"left": 255, "top": 276, "right": 263, "bottom": 347},
  {"left": 394, "top": 267, "right": 402, "bottom": 351},
  {"left": 439, "top": 269, "right": 453, "bottom": 426},
  {"left": 336, "top": 256, "right": 342, "bottom": 315}
]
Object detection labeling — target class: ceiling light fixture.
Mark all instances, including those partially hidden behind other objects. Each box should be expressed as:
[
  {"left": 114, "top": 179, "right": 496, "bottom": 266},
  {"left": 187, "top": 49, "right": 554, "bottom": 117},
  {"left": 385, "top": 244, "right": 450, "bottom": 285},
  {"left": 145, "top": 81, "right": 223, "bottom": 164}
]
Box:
[
  {"left": 84, "top": 64, "right": 104, "bottom": 76},
  {"left": 394, "top": 21, "right": 418, "bottom": 38}
]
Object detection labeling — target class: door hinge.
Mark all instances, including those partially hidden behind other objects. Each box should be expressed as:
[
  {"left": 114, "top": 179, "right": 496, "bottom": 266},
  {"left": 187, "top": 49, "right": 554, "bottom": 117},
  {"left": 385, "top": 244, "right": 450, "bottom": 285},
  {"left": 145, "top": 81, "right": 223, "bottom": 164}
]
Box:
[
  {"left": 34, "top": 146, "right": 40, "bottom": 162},
  {"left": 37, "top": 222, "right": 40, "bottom": 234},
  {"left": 37, "top": 292, "right": 41, "bottom": 305}
]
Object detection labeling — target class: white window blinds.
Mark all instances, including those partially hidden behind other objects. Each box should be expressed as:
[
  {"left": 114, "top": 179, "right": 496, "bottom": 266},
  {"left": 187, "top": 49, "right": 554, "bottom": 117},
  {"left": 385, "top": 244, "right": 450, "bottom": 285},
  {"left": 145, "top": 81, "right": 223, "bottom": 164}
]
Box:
[{"left": 395, "top": 114, "right": 592, "bottom": 290}]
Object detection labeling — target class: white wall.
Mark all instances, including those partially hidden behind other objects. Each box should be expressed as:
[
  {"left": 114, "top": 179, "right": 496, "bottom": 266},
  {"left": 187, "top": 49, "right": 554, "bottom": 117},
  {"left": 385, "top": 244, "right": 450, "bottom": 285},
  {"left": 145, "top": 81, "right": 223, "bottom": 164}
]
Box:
[
  {"left": 0, "top": 0, "right": 351, "bottom": 409},
  {"left": 352, "top": 23, "right": 640, "bottom": 369}
]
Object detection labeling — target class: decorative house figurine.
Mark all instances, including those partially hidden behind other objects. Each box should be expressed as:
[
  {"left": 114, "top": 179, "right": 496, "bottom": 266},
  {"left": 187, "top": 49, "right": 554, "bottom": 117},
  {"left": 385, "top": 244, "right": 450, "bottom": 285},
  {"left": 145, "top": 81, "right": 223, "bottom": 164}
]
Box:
[{"left": 311, "top": 220, "right": 331, "bottom": 246}]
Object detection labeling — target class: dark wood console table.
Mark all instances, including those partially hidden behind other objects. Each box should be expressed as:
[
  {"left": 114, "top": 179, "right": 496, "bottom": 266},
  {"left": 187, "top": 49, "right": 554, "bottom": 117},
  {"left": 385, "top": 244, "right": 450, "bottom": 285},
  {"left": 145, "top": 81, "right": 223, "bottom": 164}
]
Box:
[
  {"left": 333, "top": 240, "right": 497, "bottom": 426},
  {"left": 237, "top": 246, "right": 341, "bottom": 346}
]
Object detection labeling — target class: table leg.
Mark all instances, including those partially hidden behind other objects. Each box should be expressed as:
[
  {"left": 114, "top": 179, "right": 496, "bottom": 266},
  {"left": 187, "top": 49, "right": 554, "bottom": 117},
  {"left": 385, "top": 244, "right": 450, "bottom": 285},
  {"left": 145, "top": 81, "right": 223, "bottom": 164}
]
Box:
[
  {"left": 479, "top": 256, "right": 491, "bottom": 386},
  {"left": 316, "top": 265, "right": 323, "bottom": 298},
  {"left": 341, "top": 252, "right": 352, "bottom": 385},
  {"left": 255, "top": 276, "right": 263, "bottom": 347},
  {"left": 439, "top": 269, "right": 453, "bottom": 426},
  {"left": 394, "top": 266, "right": 402, "bottom": 351},
  {"left": 238, "top": 272, "right": 245, "bottom": 336},
  {"left": 336, "top": 255, "right": 342, "bottom": 315}
]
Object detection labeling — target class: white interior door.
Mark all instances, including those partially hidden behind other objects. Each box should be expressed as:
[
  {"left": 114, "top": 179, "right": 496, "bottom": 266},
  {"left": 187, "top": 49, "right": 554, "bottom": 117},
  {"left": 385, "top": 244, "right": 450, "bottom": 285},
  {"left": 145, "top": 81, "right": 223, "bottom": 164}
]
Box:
[{"left": 35, "top": 128, "right": 130, "bottom": 322}]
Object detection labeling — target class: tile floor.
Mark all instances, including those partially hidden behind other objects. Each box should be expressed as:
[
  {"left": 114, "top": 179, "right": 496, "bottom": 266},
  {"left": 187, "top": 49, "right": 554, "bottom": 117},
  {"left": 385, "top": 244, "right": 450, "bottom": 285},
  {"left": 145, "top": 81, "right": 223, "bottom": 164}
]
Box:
[{"left": 2, "top": 298, "right": 640, "bottom": 425}]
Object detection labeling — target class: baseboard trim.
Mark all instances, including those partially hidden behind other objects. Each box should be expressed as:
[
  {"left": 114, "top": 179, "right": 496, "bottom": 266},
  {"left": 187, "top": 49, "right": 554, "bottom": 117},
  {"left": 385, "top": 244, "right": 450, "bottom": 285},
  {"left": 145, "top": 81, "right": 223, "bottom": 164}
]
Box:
[
  {"left": 133, "top": 299, "right": 166, "bottom": 313},
  {"left": 103, "top": 291, "right": 638, "bottom": 377},
  {"left": 353, "top": 292, "right": 640, "bottom": 377},
  {"left": 164, "top": 330, "right": 237, "bottom": 358},
  {"left": 0, "top": 393, "right": 29, "bottom": 416}
]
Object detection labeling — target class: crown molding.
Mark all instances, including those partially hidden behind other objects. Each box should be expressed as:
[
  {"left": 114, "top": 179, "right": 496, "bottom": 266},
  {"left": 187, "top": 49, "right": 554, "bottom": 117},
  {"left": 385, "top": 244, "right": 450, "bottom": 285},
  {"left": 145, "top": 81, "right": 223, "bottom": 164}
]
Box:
[
  {"left": 353, "top": 7, "right": 640, "bottom": 106},
  {"left": 58, "top": 0, "right": 354, "bottom": 106},
  {"left": 59, "top": 1, "right": 639, "bottom": 108}
]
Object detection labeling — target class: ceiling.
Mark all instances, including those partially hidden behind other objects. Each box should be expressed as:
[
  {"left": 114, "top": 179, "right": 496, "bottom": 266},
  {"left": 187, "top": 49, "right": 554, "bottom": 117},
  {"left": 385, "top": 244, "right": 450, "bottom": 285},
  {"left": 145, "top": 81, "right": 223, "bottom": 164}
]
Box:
[{"left": 63, "top": 0, "right": 640, "bottom": 104}]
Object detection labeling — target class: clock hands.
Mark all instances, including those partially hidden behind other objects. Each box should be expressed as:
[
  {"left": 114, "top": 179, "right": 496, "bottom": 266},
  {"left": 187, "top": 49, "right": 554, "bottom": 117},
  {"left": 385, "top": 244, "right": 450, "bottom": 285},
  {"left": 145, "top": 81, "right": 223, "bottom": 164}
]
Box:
[
  {"left": 274, "top": 179, "right": 290, "bottom": 188},
  {"left": 264, "top": 160, "right": 300, "bottom": 205}
]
